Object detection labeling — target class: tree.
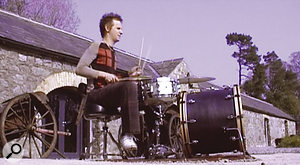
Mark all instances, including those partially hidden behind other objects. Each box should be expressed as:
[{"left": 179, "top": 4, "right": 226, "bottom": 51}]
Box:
[
  {"left": 243, "top": 63, "right": 266, "bottom": 99},
  {"left": 289, "top": 51, "right": 300, "bottom": 81},
  {"left": 0, "top": 0, "right": 79, "bottom": 33},
  {"left": 226, "top": 33, "right": 260, "bottom": 85},
  {"left": 263, "top": 51, "right": 300, "bottom": 117}
]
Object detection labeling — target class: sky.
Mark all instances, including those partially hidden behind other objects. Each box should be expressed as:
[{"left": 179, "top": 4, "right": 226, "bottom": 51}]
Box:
[{"left": 72, "top": 0, "right": 300, "bottom": 86}]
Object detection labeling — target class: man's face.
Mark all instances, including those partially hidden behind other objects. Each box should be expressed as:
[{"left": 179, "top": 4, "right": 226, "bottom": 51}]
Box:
[{"left": 107, "top": 19, "right": 123, "bottom": 43}]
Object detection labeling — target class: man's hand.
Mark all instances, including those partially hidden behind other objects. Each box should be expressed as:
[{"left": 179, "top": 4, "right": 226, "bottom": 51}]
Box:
[
  {"left": 103, "top": 73, "right": 119, "bottom": 83},
  {"left": 129, "top": 66, "right": 142, "bottom": 77}
]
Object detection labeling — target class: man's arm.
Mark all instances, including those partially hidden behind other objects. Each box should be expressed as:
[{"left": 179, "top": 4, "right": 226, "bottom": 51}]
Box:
[
  {"left": 76, "top": 42, "right": 118, "bottom": 82},
  {"left": 76, "top": 42, "right": 100, "bottom": 79}
]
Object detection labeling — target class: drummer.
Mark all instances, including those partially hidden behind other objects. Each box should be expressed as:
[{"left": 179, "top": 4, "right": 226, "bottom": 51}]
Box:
[{"left": 75, "top": 12, "right": 141, "bottom": 151}]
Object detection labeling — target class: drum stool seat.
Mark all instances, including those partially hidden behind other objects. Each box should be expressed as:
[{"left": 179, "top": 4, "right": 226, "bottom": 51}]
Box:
[{"left": 83, "top": 103, "right": 126, "bottom": 160}]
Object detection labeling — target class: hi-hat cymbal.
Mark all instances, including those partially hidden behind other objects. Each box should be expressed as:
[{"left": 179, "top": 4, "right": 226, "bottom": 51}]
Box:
[
  {"left": 120, "top": 76, "right": 151, "bottom": 81},
  {"left": 178, "top": 77, "right": 215, "bottom": 84}
]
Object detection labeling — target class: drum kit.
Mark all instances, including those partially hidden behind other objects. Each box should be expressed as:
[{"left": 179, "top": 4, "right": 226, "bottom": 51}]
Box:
[{"left": 118, "top": 75, "right": 246, "bottom": 159}]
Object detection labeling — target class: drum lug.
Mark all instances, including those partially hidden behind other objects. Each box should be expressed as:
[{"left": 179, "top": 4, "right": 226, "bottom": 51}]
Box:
[
  {"left": 230, "top": 136, "right": 239, "bottom": 141},
  {"left": 227, "top": 114, "right": 243, "bottom": 120},
  {"left": 225, "top": 94, "right": 241, "bottom": 100},
  {"left": 181, "top": 119, "right": 197, "bottom": 124},
  {"left": 225, "top": 94, "right": 234, "bottom": 100},
  {"left": 186, "top": 140, "right": 199, "bottom": 145},
  {"left": 188, "top": 99, "right": 195, "bottom": 104}
]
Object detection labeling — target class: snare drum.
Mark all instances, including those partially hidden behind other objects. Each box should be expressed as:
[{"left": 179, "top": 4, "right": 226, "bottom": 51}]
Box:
[
  {"left": 179, "top": 85, "right": 246, "bottom": 156},
  {"left": 149, "top": 77, "right": 178, "bottom": 102}
]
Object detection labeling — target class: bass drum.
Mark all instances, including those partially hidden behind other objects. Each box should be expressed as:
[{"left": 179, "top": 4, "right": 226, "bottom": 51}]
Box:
[{"left": 179, "top": 85, "right": 246, "bottom": 157}]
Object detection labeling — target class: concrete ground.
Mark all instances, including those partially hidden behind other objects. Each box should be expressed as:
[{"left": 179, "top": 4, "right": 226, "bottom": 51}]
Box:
[{"left": 1, "top": 153, "right": 300, "bottom": 165}]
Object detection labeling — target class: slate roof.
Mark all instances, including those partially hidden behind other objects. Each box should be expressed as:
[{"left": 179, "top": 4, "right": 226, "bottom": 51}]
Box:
[
  {"left": 114, "top": 49, "right": 158, "bottom": 78},
  {"left": 241, "top": 94, "right": 295, "bottom": 121},
  {"left": 0, "top": 9, "right": 91, "bottom": 61},
  {"left": 0, "top": 9, "right": 153, "bottom": 74},
  {"left": 150, "top": 58, "right": 184, "bottom": 76},
  {"left": 0, "top": 9, "right": 295, "bottom": 121}
]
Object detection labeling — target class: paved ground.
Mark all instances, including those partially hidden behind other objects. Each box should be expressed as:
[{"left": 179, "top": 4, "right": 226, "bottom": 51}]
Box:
[{"left": 1, "top": 152, "right": 300, "bottom": 165}]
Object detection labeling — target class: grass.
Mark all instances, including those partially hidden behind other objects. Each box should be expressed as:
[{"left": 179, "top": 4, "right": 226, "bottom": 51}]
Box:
[{"left": 277, "top": 135, "right": 300, "bottom": 148}]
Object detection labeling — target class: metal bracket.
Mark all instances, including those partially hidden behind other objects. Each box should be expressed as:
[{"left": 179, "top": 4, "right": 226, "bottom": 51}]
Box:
[
  {"left": 181, "top": 119, "right": 197, "bottom": 124},
  {"left": 188, "top": 99, "right": 195, "bottom": 104}
]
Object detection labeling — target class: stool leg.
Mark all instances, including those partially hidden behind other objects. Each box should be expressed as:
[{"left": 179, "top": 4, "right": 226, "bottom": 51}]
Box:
[
  {"left": 84, "top": 119, "right": 103, "bottom": 159},
  {"left": 108, "top": 131, "right": 127, "bottom": 159},
  {"left": 102, "top": 121, "right": 109, "bottom": 160}
]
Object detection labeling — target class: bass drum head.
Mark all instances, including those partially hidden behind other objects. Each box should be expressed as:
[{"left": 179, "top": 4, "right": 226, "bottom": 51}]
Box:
[{"left": 179, "top": 87, "right": 244, "bottom": 156}]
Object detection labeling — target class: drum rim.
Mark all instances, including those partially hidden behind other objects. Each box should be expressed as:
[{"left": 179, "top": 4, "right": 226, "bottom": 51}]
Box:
[{"left": 179, "top": 91, "right": 192, "bottom": 156}]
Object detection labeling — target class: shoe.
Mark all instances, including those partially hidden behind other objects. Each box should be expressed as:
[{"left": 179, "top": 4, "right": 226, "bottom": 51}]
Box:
[{"left": 120, "top": 134, "right": 137, "bottom": 151}]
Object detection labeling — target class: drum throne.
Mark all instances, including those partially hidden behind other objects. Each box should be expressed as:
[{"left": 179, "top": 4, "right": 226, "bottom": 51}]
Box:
[{"left": 78, "top": 83, "right": 126, "bottom": 160}]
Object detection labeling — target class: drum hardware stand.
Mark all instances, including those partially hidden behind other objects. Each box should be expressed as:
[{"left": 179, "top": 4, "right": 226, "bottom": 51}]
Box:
[
  {"left": 148, "top": 105, "right": 177, "bottom": 159},
  {"left": 223, "top": 127, "right": 247, "bottom": 156}
]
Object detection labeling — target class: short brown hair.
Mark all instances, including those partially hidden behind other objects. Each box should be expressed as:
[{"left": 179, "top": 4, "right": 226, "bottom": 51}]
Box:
[{"left": 99, "top": 12, "right": 123, "bottom": 38}]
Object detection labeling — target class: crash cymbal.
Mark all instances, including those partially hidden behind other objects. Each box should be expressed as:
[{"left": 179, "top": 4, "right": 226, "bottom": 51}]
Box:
[
  {"left": 120, "top": 76, "right": 151, "bottom": 81},
  {"left": 178, "top": 77, "right": 215, "bottom": 84}
]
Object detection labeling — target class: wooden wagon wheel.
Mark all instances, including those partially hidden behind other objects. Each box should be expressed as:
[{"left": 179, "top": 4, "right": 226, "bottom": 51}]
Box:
[
  {"left": 0, "top": 93, "right": 57, "bottom": 158},
  {"left": 166, "top": 108, "right": 184, "bottom": 158}
]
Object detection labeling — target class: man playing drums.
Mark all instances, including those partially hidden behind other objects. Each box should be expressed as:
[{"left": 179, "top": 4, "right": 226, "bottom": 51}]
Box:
[{"left": 76, "top": 12, "right": 141, "bottom": 151}]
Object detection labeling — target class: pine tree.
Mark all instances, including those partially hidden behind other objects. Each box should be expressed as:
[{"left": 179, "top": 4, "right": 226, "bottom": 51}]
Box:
[
  {"left": 264, "top": 51, "right": 300, "bottom": 117},
  {"left": 226, "top": 33, "right": 260, "bottom": 85}
]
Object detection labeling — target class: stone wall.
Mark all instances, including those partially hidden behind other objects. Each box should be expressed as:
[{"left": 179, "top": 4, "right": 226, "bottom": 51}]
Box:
[
  {"left": 243, "top": 110, "right": 296, "bottom": 148},
  {"left": 0, "top": 47, "right": 85, "bottom": 103}
]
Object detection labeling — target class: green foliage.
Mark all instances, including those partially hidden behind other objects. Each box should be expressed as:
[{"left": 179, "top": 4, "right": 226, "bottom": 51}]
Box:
[
  {"left": 243, "top": 63, "right": 266, "bottom": 99},
  {"left": 226, "top": 33, "right": 260, "bottom": 85},
  {"left": 289, "top": 52, "right": 300, "bottom": 81},
  {"left": 226, "top": 33, "right": 300, "bottom": 118},
  {"left": 264, "top": 51, "right": 300, "bottom": 117},
  {"left": 277, "top": 135, "right": 300, "bottom": 148}
]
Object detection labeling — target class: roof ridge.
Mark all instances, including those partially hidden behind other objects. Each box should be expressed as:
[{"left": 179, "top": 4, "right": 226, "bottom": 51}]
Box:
[
  {"left": 153, "top": 57, "right": 184, "bottom": 64},
  {"left": 241, "top": 93, "right": 275, "bottom": 107},
  {"left": 0, "top": 9, "right": 93, "bottom": 42},
  {"left": 114, "top": 47, "right": 154, "bottom": 63}
]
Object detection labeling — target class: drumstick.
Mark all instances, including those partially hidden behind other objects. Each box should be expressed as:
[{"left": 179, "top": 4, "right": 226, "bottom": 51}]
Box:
[
  {"left": 138, "top": 37, "right": 144, "bottom": 67},
  {"left": 141, "top": 45, "right": 152, "bottom": 73}
]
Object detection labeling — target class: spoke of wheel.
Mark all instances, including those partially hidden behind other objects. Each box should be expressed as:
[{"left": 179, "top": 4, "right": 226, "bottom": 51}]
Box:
[
  {"left": 23, "top": 133, "right": 29, "bottom": 148},
  {"left": 8, "top": 108, "right": 26, "bottom": 125},
  {"left": 28, "top": 97, "right": 32, "bottom": 124},
  {"left": 33, "top": 132, "right": 66, "bottom": 158},
  {"left": 37, "top": 122, "right": 55, "bottom": 128},
  {"left": 4, "top": 128, "right": 27, "bottom": 136},
  {"left": 19, "top": 100, "right": 29, "bottom": 125},
  {"left": 17, "top": 131, "right": 27, "bottom": 142},
  {"left": 32, "top": 134, "right": 42, "bottom": 157},
  {"left": 30, "top": 109, "right": 39, "bottom": 126},
  {"left": 4, "top": 119, "right": 25, "bottom": 128},
  {"left": 34, "top": 111, "right": 50, "bottom": 124},
  {"left": 29, "top": 132, "right": 32, "bottom": 158}
]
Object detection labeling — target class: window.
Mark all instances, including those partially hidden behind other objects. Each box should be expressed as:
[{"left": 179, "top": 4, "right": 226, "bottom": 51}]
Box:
[{"left": 284, "top": 120, "right": 289, "bottom": 136}]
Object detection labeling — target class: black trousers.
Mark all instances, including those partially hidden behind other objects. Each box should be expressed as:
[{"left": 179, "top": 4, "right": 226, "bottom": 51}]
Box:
[{"left": 88, "top": 81, "right": 140, "bottom": 135}]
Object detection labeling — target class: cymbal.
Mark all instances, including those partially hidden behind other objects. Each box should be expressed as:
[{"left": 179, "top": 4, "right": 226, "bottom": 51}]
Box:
[
  {"left": 120, "top": 76, "right": 151, "bottom": 81},
  {"left": 178, "top": 77, "right": 215, "bottom": 84}
]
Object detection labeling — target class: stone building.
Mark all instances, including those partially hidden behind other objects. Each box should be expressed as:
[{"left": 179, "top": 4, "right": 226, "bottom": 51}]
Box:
[{"left": 0, "top": 9, "right": 297, "bottom": 158}]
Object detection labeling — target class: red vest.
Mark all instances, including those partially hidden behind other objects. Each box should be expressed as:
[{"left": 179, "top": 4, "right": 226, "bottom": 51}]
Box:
[{"left": 91, "top": 43, "right": 116, "bottom": 88}]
